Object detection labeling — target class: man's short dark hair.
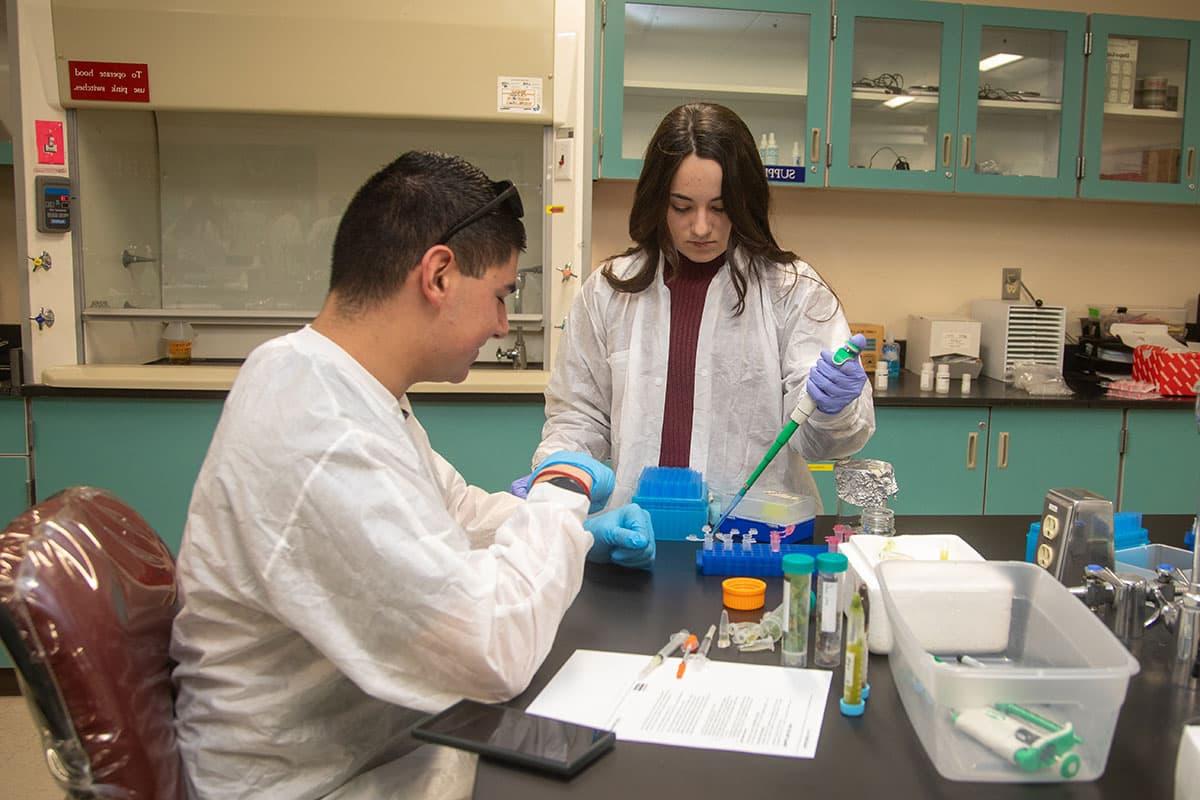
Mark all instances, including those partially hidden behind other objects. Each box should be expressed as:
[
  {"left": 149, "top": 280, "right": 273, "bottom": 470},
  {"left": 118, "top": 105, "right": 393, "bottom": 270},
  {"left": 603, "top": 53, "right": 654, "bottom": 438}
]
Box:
[{"left": 329, "top": 151, "right": 526, "bottom": 309}]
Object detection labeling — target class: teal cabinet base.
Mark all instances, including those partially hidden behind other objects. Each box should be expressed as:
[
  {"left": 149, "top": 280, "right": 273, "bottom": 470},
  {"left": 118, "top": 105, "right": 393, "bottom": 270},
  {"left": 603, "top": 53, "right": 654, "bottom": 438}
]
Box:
[
  {"left": 408, "top": 399, "right": 545, "bottom": 493},
  {"left": 31, "top": 398, "right": 223, "bottom": 554},
  {"left": 1122, "top": 409, "right": 1200, "bottom": 515}
]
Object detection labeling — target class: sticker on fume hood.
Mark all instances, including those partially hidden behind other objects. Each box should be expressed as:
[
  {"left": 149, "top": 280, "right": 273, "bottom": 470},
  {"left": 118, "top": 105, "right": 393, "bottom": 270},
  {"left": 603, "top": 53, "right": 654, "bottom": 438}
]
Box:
[
  {"left": 68, "top": 61, "right": 150, "bottom": 103},
  {"left": 498, "top": 77, "right": 543, "bottom": 114}
]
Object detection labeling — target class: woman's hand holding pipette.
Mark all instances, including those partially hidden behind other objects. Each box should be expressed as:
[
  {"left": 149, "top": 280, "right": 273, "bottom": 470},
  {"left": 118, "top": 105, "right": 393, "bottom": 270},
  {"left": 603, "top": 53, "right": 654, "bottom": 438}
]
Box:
[{"left": 807, "top": 333, "right": 869, "bottom": 415}]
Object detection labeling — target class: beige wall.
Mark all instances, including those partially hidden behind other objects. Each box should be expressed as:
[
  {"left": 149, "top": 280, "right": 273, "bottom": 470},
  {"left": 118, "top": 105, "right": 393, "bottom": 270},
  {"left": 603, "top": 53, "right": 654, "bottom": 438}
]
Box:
[{"left": 590, "top": 0, "right": 1200, "bottom": 339}]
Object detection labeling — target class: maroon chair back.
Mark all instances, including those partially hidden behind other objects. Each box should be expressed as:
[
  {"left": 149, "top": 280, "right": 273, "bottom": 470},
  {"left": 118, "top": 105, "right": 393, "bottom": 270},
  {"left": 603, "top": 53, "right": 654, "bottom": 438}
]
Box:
[{"left": 0, "top": 486, "right": 186, "bottom": 799}]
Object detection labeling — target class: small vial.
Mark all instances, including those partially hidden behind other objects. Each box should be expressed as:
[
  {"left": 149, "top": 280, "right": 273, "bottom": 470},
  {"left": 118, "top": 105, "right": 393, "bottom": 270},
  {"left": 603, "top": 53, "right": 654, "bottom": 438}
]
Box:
[
  {"left": 874, "top": 361, "right": 889, "bottom": 392},
  {"left": 741, "top": 531, "right": 752, "bottom": 552},
  {"left": 814, "top": 552, "right": 848, "bottom": 668},
  {"left": 703, "top": 525, "right": 714, "bottom": 551},
  {"left": 770, "top": 530, "right": 782, "bottom": 553},
  {"left": 961, "top": 372, "right": 972, "bottom": 394},
  {"left": 781, "top": 553, "right": 814, "bottom": 668},
  {"left": 718, "top": 609, "right": 731, "bottom": 649},
  {"left": 919, "top": 361, "right": 934, "bottom": 391},
  {"left": 747, "top": 528, "right": 758, "bottom": 546},
  {"left": 935, "top": 364, "right": 951, "bottom": 394}
]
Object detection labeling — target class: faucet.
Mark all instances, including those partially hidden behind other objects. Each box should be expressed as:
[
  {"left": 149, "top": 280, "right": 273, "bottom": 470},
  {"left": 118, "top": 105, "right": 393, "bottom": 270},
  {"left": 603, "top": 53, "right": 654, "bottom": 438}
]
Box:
[
  {"left": 511, "top": 265, "right": 543, "bottom": 315},
  {"left": 496, "top": 327, "right": 527, "bottom": 370}
]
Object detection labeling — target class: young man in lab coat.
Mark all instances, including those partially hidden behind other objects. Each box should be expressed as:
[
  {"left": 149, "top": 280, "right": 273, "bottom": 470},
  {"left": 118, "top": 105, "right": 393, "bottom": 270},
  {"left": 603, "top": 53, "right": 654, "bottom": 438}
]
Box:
[{"left": 170, "top": 151, "right": 653, "bottom": 800}]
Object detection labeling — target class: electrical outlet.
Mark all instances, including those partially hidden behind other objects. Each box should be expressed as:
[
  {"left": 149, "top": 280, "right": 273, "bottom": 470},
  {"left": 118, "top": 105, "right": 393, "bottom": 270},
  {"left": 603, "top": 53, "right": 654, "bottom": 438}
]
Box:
[{"left": 1001, "top": 268, "right": 1022, "bottom": 301}]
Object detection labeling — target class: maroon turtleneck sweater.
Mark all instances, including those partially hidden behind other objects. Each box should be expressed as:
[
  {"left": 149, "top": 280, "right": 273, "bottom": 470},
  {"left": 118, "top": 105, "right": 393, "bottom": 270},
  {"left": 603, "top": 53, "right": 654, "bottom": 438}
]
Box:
[{"left": 659, "top": 251, "right": 726, "bottom": 467}]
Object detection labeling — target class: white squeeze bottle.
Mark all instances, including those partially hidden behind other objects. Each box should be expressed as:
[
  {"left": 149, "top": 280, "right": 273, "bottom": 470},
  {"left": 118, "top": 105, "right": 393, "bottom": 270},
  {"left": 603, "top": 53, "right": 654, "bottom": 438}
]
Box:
[
  {"left": 765, "top": 132, "right": 779, "bottom": 165},
  {"left": 792, "top": 141, "right": 802, "bottom": 166}
]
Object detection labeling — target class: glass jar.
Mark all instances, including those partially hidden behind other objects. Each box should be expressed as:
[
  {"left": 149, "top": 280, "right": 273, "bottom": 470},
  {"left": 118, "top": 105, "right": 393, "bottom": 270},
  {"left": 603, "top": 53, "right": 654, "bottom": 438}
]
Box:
[
  {"left": 781, "top": 553, "right": 814, "bottom": 668},
  {"left": 861, "top": 506, "right": 895, "bottom": 536}
]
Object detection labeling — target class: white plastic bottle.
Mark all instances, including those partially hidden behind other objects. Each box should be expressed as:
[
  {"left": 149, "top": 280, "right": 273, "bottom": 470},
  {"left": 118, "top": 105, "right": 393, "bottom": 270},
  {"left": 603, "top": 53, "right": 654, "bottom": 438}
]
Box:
[
  {"left": 961, "top": 372, "right": 973, "bottom": 394},
  {"left": 875, "top": 361, "right": 889, "bottom": 392},
  {"left": 935, "top": 364, "right": 951, "bottom": 394},
  {"left": 765, "top": 132, "right": 779, "bottom": 165},
  {"left": 759, "top": 133, "right": 768, "bottom": 163},
  {"left": 920, "top": 361, "right": 935, "bottom": 392},
  {"left": 792, "top": 140, "right": 802, "bottom": 166}
]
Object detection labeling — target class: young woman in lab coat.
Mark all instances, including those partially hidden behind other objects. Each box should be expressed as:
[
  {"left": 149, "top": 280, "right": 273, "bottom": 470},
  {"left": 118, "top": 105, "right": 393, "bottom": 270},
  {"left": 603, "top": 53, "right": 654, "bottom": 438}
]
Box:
[{"left": 533, "top": 102, "right": 876, "bottom": 512}]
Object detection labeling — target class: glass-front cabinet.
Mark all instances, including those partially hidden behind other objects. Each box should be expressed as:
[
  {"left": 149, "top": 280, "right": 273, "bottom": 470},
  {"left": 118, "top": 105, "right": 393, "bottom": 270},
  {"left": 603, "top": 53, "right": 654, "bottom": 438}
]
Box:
[
  {"left": 829, "top": 0, "right": 963, "bottom": 191},
  {"left": 955, "top": 8, "right": 1085, "bottom": 197},
  {"left": 599, "top": 0, "right": 831, "bottom": 186},
  {"left": 1082, "top": 15, "right": 1200, "bottom": 203}
]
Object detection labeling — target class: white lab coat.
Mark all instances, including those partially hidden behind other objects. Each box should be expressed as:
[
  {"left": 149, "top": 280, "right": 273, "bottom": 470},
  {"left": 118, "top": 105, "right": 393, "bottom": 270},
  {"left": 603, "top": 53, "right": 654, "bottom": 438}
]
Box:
[
  {"left": 536, "top": 249, "right": 876, "bottom": 512},
  {"left": 171, "top": 326, "right": 594, "bottom": 800}
]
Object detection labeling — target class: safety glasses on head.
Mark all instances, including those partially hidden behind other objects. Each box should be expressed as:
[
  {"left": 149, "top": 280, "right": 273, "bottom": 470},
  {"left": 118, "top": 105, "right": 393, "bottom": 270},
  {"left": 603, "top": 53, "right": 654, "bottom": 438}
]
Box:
[{"left": 435, "top": 180, "right": 524, "bottom": 246}]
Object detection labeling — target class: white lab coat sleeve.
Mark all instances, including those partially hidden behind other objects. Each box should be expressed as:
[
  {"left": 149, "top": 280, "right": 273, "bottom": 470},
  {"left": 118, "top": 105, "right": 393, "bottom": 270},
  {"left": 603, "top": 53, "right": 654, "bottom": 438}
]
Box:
[
  {"left": 778, "top": 267, "right": 876, "bottom": 461},
  {"left": 535, "top": 277, "right": 614, "bottom": 468},
  {"left": 428, "top": 446, "right": 523, "bottom": 549},
  {"left": 256, "top": 429, "right": 593, "bottom": 710}
]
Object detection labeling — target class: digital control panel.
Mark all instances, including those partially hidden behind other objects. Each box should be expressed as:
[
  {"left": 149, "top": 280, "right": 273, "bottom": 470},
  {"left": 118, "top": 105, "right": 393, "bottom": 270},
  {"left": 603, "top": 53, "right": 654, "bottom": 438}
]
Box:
[{"left": 35, "top": 176, "right": 72, "bottom": 233}]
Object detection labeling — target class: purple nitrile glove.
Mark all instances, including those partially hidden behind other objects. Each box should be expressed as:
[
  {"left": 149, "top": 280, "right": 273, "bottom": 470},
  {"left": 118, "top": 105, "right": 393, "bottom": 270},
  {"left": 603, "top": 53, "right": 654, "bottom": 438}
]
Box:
[
  {"left": 509, "top": 473, "right": 533, "bottom": 498},
  {"left": 807, "top": 345, "right": 868, "bottom": 415}
]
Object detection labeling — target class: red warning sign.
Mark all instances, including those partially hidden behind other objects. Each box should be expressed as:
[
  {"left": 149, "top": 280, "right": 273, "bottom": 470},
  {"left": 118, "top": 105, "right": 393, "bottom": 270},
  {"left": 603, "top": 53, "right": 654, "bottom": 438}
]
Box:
[{"left": 68, "top": 60, "right": 150, "bottom": 103}]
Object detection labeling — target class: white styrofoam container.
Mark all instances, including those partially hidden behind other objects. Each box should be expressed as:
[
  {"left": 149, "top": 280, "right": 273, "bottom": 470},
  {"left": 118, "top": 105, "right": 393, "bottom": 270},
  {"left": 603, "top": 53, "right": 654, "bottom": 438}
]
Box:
[
  {"left": 879, "top": 561, "right": 1140, "bottom": 783},
  {"left": 841, "top": 534, "right": 986, "bottom": 654}
]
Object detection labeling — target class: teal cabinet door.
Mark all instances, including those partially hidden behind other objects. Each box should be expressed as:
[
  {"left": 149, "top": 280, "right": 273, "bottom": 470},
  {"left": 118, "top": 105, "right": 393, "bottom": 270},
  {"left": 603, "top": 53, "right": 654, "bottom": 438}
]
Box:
[
  {"left": 829, "top": 0, "right": 963, "bottom": 192},
  {"left": 1122, "top": 409, "right": 1200, "bottom": 514},
  {"left": 812, "top": 407, "right": 989, "bottom": 515},
  {"left": 598, "top": 0, "right": 831, "bottom": 186},
  {"left": 954, "top": 7, "right": 1086, "bottom": 198},
  {"left": 985, "top": 408, "right": 1121, "bottom": 515},
  {"left": 0, "top": 397, "right": 26, "bottom": 454},
  {"left": 32, "top": 398, "right": 224, "bottom": 554},
  {"left": 408, "top": 399, "right": 546, "bottom": 493},
  {"left": 0, "top": 456, "right": 20, "bottom": 669},
  {"left": 1081, "top": 16, "right": 1200, "bottom": 203}
]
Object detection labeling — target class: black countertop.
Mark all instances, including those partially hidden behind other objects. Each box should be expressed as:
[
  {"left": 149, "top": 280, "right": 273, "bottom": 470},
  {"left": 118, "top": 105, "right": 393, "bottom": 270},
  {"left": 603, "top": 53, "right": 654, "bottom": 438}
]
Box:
[
  {"left": 874, "top": 368, "right": 1195, "bottom": 409},
  {"left": 475, "top": 514, "right": 1198, "bottom": 799}
]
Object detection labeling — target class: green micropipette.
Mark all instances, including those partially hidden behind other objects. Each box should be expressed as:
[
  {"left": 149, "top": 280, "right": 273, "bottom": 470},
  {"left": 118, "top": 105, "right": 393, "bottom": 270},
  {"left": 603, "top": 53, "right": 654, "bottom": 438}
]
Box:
[{"left": 711, "top": 338, "right": 863, "bottom": 534}]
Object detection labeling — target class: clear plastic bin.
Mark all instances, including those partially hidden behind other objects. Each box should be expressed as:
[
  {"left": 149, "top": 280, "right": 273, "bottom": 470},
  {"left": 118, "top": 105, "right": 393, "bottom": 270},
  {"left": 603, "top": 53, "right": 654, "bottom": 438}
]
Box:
[
  {"left": 878, "top": 561, "right": 1139, "bottom": 783},
  {"left": 1115, "top": 543, "right": 1193, "bottom": 582}
]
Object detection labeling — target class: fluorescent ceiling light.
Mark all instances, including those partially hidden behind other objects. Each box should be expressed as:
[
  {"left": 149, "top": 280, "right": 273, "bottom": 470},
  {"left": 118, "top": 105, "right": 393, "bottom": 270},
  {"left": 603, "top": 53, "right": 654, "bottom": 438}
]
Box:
[
  {"left": 883, "top": 95, "right": 917, "bottom": 108},
  {"left": 979, "top": 53, "right": 1023, "bottom": 72}
]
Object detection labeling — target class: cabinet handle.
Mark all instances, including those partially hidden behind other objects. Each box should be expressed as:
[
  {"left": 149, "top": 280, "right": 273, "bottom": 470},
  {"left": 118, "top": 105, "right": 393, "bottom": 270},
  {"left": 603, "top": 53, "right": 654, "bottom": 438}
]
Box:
[
  {"left": 966, "top": 432, "right": 978, "bottom": 470},
  {"left": 1187, "top": 147, "right": 1196, "bottom": 181},
  {"left": 961, "top": 134, "right": 972, "bottom": 169},
  {"left": 997, "top": 431, "right": 1009, "bottom": 469},
  {"left": 942, "top": 133, "right": 952, "bottom": 167},
  {"left": 810, "top": 128, "right": 821, "bottom": 163}
]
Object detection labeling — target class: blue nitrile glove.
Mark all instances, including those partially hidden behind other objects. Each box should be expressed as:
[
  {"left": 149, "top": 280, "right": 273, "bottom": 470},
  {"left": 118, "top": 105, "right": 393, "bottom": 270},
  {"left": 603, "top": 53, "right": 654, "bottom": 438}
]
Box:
[
  {"left": 807, "top": 334, "right": 869, "bottom": 415},
  {"left": 509, "top": 473, "right": 533, "bottom": 498},
  {"left": 583, "top": 504, "right": 656, "bottom": 570},
  {"left": 531, "top": 451, "right": 615, "bottom": 513}
]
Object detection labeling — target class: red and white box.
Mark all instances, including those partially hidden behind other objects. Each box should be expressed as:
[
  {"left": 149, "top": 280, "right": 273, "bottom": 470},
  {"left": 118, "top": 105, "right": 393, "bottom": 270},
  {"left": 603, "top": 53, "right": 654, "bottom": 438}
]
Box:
[{"left": 1132, "top": 344, "right": 1200, "bottom": 397}]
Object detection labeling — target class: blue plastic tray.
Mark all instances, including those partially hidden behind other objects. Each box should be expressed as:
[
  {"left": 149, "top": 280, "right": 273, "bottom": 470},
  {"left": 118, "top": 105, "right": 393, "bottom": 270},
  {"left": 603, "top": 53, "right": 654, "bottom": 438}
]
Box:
[{"left": 695, "top": 542, "right": 827, "bottom": 576}]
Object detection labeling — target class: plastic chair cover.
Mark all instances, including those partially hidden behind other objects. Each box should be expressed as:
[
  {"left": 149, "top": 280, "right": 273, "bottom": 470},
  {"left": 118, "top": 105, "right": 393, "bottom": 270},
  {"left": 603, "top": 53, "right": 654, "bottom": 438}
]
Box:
[{"left": 0, "top": 486, "right": 185, "bottom": 799}]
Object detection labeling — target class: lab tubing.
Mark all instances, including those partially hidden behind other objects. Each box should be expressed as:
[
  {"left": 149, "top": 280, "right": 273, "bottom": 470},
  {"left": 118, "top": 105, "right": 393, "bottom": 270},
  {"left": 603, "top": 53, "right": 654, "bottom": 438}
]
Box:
[
  {"left": 781, "top": 553, "right": 814, "bottom": 668},
  {"left": 814, "top": 552, "right": 848, "bottom": 668}
]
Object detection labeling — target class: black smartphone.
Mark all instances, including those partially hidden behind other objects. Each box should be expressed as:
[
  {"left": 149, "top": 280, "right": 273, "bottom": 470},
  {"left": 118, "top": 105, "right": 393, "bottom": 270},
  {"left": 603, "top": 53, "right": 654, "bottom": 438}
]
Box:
[{"left": 411, "top": 699, "right": 615, "bottom": 778}]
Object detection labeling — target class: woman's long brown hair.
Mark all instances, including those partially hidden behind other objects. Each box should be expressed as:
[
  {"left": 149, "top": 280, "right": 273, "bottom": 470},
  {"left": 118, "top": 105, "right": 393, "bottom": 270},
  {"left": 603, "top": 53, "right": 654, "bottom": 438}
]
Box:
[{"left": 602, "top": 102, "right": 836, "bottom": 317}]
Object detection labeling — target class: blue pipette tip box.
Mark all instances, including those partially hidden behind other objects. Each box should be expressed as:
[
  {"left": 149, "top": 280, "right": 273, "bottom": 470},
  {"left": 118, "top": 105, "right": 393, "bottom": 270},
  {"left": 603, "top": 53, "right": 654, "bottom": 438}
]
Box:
[
  {"left": 633, "top": 466, "right": 707, "bottom": 541},
  {"left": 840, "top": 698, "right": 866, "bottom": 717}
]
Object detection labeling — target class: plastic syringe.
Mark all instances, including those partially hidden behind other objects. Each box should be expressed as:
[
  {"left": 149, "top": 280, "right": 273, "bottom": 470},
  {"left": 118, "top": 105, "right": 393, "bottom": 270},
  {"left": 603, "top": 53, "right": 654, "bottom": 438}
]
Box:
[
  {"left": 637, "top": 629, "right": 689, "bottom": 681},
  {"left": 711, "top": 336, "right": 864, "bottom": 533}
]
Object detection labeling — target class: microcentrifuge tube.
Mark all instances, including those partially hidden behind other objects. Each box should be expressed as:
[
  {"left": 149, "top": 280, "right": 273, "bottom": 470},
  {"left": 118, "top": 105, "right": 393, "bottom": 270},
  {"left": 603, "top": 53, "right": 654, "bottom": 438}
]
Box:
[
  {"left": 747, "top": 528, "right": 758, "bottom": 546},
  {"left": 718, "top": 609, "right": 731, "bottom": 649},
  {"left": 770, "top": 531, "right": 782, "bottom": 553},
  {"left": 703, "top": 525, "right": 714, "bottom": 551}
]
